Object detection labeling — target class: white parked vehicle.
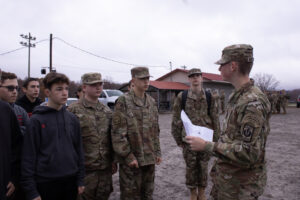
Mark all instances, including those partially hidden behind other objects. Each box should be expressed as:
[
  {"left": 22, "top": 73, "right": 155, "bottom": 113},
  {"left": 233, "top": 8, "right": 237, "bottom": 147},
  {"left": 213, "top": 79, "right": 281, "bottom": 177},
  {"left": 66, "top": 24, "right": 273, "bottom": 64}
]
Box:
[
  {"left": 66, "top": 98, "right": 78, "bottom": 106},
  {"left": 99, "top": 89, "right": 123, "bottom": 110}
]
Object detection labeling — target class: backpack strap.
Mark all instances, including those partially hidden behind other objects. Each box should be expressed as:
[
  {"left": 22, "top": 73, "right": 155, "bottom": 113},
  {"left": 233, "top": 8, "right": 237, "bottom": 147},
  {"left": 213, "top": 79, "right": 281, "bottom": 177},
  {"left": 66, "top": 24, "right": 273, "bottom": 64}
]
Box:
[
  {"left": 181, "top": 90, "right": 188, "bottom": 111},
  {"left": 205, "top": 90, "right": 211, "bottom": 116},
  {"left": 181, "top": 89, "right": 211, "bottom": 116}
]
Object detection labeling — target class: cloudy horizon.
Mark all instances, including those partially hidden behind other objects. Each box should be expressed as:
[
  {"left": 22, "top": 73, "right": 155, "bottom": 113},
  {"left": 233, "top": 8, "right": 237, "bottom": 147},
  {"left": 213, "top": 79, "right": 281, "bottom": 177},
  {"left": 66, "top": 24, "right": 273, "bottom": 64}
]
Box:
[{"left": 1, "top": 0, "right": 299, "bottom": 90}]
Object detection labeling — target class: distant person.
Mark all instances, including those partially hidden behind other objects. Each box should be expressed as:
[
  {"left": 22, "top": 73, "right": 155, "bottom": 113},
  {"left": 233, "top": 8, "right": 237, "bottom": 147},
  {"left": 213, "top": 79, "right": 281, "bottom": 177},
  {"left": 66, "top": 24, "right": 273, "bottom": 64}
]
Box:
[
  {"left": 68, "top": 73, "right": 117, "bottom": 200},
  {"left": 112, "top": 67, "right": 162, "bottom": 200},
  {"left": 276, "top": 91, "right": 281, "bottom": 113},
  {"left": 172, "top": 68, "right": 220, "bottom": 200},
  {"left": 279, "top": 90, "right": 288, "bottom": 114},
  {"left": 186, "top": 44, "right": 271, "bottom": 199},
  {"left": 128, "top": 80, "right": 134, "bottom": 91},
  {"left": 0, "top": 69, "right": 22, "bottom": 200},
  {"left": 75, "top": 85, "right": 84, "bottom": 100},
  {"left": 0, "top": 71, "right": 29, "bottom": 135},
  {"left": 21, "top": 72, "right": 85, "bottom": 200},
  {"left": 271, "top": 91, "right": 278, "bottom": 114},
  {"left": 16, "top": 78, "right": 42, "bottom": 117}
]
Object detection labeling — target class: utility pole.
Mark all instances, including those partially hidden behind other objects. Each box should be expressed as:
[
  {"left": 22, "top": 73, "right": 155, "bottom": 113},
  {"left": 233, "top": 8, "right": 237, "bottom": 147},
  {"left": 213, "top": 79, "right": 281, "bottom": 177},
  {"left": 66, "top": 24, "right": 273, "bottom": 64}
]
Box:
[
  {"left": 49, "top": 33, "right": 53, "bottom": 72},
  {"left": 20, "top": 33, "right": 36, "bottom": 78},
  {"left": 169, "top": 61, "right": 173, "bottom": 81}
]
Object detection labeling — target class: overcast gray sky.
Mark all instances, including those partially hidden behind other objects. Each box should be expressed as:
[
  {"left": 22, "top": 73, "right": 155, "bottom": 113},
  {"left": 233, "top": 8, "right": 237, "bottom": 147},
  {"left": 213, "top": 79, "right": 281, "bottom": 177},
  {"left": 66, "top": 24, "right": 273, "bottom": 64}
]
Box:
[{"left": 1, "top": 0, "right": 299, "bottom": 89}]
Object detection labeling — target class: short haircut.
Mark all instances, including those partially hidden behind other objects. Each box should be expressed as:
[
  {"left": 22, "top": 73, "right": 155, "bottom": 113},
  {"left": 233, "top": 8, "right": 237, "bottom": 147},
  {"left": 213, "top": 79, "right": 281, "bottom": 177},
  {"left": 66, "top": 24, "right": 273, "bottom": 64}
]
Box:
[
  {"left": 23, "top": 77, "right": 39, "bottom": 88},
  {"left": 0, "top": 71, "right": 17, "bottom": 84},
  {"left": 237, "top": 61, "right": 253, "bottom": 76},
  {"left": 43, "top": 72, "right": 70, "bottom": 89}
]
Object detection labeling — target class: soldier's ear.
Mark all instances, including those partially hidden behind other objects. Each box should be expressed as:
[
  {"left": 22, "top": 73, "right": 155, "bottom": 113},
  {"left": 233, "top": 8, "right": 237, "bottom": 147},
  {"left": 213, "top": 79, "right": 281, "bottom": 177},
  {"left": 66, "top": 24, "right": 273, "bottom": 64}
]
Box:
[{"left": 230, "top": 61, "right": 238, "bottom": 72}]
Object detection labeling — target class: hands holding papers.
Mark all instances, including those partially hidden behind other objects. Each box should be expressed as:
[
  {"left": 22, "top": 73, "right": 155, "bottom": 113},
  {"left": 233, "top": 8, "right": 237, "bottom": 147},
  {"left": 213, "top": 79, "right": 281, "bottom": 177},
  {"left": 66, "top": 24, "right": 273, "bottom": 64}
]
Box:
[{"left": 181, "top": 110, "right": 213, "bottom": 151}]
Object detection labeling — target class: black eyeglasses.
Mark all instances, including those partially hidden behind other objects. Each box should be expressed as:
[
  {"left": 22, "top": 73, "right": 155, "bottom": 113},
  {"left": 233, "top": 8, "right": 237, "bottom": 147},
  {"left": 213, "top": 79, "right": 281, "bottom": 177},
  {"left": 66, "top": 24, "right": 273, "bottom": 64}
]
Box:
[{"left": 0, "top": 85, "right": 20, "bottom": 92}]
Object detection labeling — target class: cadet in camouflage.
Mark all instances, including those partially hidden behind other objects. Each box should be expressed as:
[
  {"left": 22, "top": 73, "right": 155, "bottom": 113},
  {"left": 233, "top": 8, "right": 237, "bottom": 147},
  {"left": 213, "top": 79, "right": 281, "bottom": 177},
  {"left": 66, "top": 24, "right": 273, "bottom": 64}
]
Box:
[
  {"left": 279, "top": 90, "right": 288, "bottom": 114},
  {"left": 186, "top": 44, "right": 271, "bottom": 200},
  {"left": 172, "top": 68, "right": 220, "bottom": 200},
  {"left": 112, "top": 67, "right": 161, "bottom": 200},
  {"left": 68, "top": 72, "right": 116, "bottom": 200},
  {"left": 271, "top": 91, "right": 278, "bottom": 114}
]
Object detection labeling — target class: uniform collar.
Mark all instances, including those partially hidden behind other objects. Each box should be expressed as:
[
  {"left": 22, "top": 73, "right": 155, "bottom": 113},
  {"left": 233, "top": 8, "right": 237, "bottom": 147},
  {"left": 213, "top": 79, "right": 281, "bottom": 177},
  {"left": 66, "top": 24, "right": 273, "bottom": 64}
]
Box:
[
  {"left": 229, "top": 81, "right": 253, "bottom": 103},
  {"left": 188, "top": 88, "right": 205, "bottom": 100},
  {"left": 129, "top": 90, "right": 149, "bottom": 107},
  {"left": 81, "top": 97, "right": 103, "bottom": 110}
]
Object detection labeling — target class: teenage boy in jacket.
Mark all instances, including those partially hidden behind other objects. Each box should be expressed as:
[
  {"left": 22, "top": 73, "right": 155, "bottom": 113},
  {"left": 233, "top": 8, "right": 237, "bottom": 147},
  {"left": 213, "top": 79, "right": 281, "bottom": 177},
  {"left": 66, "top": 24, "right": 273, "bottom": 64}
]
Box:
[
  {"left": 21, "top": 72, "right": 85, "bottom": 200},
  {"left": 0, "top": 69, "right": 22, "bottom": 200},
  {"left": 16, "top": 77, "right": 42, "bottom": 117}
]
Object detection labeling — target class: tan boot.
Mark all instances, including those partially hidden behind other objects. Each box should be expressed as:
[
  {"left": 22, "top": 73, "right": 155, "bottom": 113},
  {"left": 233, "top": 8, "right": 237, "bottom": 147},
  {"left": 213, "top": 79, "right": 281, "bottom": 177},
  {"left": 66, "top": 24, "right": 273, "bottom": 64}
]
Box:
[
  {"left": 190, "top": 188, "right": 197, "bottom": 200},
  {"left": 197, "top": 187, "right": 206, "bottom": 200}
]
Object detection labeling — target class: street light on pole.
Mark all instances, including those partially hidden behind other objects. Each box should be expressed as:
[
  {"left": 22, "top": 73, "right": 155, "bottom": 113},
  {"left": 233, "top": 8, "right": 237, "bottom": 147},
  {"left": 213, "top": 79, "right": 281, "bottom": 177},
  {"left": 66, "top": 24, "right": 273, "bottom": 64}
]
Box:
[{"left": 20, "top": 32, "right": 36, "bottom": 78}]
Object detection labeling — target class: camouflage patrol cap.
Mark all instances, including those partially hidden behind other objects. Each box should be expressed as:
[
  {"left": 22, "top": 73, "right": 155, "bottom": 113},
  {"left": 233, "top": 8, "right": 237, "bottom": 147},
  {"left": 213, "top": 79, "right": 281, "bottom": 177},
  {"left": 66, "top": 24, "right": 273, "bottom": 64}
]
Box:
[
  {"left": 215, "top": 44, "right": 254, "bottom": 65},
  {"left": 187, "top": 68, "right": 202, "bottom": 77},
  {"left": 81, "top": 72, "right": 103, "bottom": 85},
  {"left": 131, "top": 67, "right": 151, "bottom": 78}
]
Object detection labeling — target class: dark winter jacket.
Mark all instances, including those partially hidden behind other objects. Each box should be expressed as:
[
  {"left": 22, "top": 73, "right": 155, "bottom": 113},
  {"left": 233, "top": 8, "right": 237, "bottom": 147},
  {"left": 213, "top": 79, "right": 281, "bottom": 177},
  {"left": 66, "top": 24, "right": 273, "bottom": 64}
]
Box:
[
  {"left": 21, "top": 105, "right": 85, "bottom": 200},
  {"left": 0, "top": 100, "right": 22, "bottom": 200},
  {"left": 16, "top": 95, "right": 43, "bottom": 117},
  {"left": 11, "top": 103, "right": 29, "bottom": 136}
]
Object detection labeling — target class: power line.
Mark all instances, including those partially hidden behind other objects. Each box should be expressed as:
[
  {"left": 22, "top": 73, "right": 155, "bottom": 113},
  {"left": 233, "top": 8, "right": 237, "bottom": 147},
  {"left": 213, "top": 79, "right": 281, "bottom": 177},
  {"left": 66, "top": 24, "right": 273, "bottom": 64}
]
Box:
[
  {"left": 54, "top": 37, "right": 168, "bottom": 69},
  {"left": 0, "top": 39, "right": 49, "bottom": 56}
]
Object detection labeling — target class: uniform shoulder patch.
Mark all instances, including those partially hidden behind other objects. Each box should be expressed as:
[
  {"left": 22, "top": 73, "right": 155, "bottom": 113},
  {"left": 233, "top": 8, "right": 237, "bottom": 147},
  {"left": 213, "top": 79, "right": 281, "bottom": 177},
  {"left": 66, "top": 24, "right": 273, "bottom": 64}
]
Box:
[{"left": 242, "top": 124, "right": 254, "bottom": 142}]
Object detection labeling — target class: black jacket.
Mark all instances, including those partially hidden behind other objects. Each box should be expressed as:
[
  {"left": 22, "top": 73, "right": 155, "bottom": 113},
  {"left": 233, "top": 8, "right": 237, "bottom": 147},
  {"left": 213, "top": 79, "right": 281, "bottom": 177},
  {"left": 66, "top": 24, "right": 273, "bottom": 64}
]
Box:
[
  {"left": 21, "top": 105, "right": 85, "bottom": 200},
  {"left": 0, "top": 100, "right": 22, "bottom": 200},
  {"left": 16, "top": 95, "right": 42, "bottom": 117}
]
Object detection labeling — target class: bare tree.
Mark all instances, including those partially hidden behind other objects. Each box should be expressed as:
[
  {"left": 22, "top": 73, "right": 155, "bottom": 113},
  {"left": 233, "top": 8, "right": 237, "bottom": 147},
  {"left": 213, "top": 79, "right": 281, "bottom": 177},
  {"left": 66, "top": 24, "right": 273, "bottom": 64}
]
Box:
[{"left": 252, "top": 73, "right": 279, "bottom": 91}]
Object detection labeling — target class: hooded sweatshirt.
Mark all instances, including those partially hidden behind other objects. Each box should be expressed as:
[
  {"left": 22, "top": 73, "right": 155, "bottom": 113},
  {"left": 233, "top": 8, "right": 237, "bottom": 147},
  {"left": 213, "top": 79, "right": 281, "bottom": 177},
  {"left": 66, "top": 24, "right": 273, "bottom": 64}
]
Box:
[
  {"left": 16, "top": 95, "right": 43, "bottom": 117},
  {"left": 21, "top": 105, "right": 85, "bottom": 200}
]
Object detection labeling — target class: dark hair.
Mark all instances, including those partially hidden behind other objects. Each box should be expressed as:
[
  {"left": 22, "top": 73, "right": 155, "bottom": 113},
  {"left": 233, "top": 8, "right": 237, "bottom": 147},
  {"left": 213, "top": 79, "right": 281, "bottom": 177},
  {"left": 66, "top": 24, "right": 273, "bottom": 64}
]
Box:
[
  {"left": 75, "top": 85, "right": 82, "bottom": 98},
  {"left": 43, "top": 72, "right": 69, "bottom": 89},
  {"left": 0, "top": 71, "right": 17, "bottom": 83},
  {"left": 237, "top": 61, "right": 253, "bottom": 75},
  {"left": 23, "top": 77, "right": 39, "bottom": 88}
]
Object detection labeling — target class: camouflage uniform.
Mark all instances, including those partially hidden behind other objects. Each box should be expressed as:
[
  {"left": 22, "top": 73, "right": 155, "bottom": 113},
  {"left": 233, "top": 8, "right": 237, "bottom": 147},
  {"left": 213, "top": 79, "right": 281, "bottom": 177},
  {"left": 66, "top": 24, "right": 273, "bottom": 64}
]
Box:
[
  {"left": 271, "top": 92, "right": 278, "bottom": 114},
  {"left": 112, "top": 87, "right": 161, "bottom": 199},
  {"left": 276, "top": 91, "right": 281, "bottom": 113},
  {"left": 68, "top": 73, "right": 114, "bottom": 200},
  {"left": 220, "top": 90, "right": 226, "bottom": 114},
  {"left": 206, "top": 44, "right": 271, "bottom": 199},
  {"left": 172, "top": 88, "right": 220, "bottom": 189},
  {"left": 279, "top": 91, "right": 288, "bottom": 114}
]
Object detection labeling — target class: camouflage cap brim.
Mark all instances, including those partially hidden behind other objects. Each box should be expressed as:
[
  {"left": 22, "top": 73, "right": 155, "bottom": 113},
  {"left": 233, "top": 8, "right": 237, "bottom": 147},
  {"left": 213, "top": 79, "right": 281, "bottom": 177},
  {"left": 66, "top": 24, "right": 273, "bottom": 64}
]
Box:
[
  {"left": 84, "top": 80, "right": 103, "bottom": 85},
  {"left": 135, "top": 75, "right": 152, "bottom": 79},
  {"left": 215, "top": 58, "right": 228, "bottom": 65}
]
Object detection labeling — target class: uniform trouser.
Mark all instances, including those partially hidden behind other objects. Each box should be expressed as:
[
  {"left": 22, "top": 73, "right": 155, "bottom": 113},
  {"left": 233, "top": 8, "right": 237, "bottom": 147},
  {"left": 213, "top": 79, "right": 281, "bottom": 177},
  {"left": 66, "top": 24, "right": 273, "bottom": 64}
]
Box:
[
  {"left": 276, "top": 102, "right": 281, "bottom": 113},
  {"left": 182, "top": 145, "right": 209, "bottom": 188},
  {"left": 79, "top": 168, "right": 113, "bottom": 200},
  {"left": 119, "top": 164, "right": 155, "bottom": 200},
  {"left": 209, "top": 162, "right": 266, "bottom": 200},
  {"left": 280, "top": 102, "right": 286, "bottom": 113}
]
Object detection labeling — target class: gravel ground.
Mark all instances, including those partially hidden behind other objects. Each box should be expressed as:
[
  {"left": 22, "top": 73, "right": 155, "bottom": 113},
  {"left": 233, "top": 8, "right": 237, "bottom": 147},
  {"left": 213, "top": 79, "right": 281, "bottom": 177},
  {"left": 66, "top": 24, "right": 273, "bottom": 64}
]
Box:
[{"left": 109, "top": 107, "right": 300, "bottom": 200}]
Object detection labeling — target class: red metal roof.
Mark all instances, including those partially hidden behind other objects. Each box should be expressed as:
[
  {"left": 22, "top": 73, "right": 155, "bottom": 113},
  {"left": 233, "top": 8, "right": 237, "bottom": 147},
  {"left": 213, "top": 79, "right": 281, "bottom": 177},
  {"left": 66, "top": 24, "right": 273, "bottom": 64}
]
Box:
[
  {"left": 150, "top": 81, "right": 189, "bottom": 90},
  {"left": 202, "top": 72, "right": 223, "bottom": 81},
  {"left": 156, "top": 68, "right": 223, "bottom": 81}
]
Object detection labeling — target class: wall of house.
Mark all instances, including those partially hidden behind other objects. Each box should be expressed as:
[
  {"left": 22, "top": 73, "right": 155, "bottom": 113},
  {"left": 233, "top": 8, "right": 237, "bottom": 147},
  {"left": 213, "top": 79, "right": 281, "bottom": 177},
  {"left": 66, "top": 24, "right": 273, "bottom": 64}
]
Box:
[{"left": 159, "top": 71, "right": 189, "bottom": 84}]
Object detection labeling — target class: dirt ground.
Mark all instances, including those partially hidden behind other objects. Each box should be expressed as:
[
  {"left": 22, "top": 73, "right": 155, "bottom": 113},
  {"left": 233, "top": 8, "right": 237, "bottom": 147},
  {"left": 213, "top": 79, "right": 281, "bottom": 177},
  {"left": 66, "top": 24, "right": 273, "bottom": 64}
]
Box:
[{"left": 109, "top": 107, "right": 300, "bottom": 200}]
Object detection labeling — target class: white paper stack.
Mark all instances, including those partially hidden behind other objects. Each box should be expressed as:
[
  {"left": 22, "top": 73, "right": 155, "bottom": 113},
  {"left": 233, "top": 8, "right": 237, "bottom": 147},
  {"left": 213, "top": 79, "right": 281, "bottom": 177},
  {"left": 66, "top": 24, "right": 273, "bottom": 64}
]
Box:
[{"left": 181, "top": 110, "right": 213, "bottom": 142}]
